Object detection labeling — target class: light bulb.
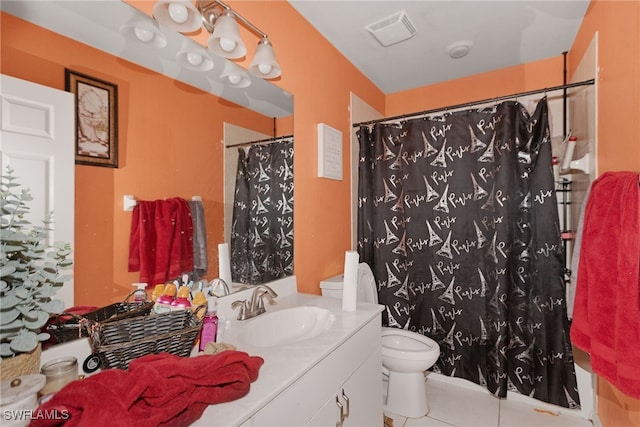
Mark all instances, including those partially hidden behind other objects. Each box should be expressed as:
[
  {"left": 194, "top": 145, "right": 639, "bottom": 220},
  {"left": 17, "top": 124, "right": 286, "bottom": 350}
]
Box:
[
  {"left": 257, "top": 64, "right": 272, "bottom": 75},
  {"left": 168, "top": 3, "right": 188, "bottom": 24},
  {"left": 134, "top": 28, "right": 154, "bottom": 43},
  {"left": 219, "top": 37, "right": 237, "bottom": 53},
  {"left": 228, "top": 74, "right": 242, "bottom": 85},
  {"left": 187, "top": 53, "right": 203, "bottom": 66}
]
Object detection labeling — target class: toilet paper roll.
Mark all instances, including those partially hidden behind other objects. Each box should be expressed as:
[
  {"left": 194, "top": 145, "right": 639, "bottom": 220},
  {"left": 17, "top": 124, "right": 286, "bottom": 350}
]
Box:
[
  {"left": 342, "top": 250, "right": 359, "bottom": 312},
  {"left": 218, "top": 243, "right": 232, "bottom": 286}
]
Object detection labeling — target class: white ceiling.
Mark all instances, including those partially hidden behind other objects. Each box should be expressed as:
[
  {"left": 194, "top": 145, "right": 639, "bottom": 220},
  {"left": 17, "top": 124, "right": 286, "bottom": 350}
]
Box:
[
  {"left": 2, "top": 1, "right": 590, "bottom": 109},
  {"left": 289, "top": 0, "right": 590, "bottom": 94}
]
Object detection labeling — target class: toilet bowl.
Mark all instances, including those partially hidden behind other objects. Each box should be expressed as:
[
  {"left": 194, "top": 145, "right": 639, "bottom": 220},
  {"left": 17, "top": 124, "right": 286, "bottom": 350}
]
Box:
[
  {"left": 381, "top": 327, "right": 440, "bottom": 417},
  {"left": 320, "top": 263, "right": 441, "bottom": 418},
  {"left": 381, "top": 327, "right": 440, "bottom": 373}
]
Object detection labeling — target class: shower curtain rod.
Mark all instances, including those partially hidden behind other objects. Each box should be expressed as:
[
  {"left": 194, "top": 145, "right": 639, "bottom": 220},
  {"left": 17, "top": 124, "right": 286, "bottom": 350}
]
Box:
[
  {"left": 226, "top": 134, "right": 293, "bottom": 149},
  {"left": 353, "top": 78, "right": 595, "bottom": 128}
]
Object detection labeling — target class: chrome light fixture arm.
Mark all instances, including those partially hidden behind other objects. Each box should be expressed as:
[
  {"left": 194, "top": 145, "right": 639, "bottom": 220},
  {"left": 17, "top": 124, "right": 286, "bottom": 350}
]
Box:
[
  {"left": 197, "top": 0, "right": 268, "bottom": 40},
  {"left": 152, "top": 0, "right": 282, "bottom": 81}
]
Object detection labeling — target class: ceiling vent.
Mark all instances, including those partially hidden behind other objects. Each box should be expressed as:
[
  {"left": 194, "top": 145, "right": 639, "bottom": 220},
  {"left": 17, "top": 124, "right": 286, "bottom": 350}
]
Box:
[{"left": 366, "top": 10, "right": 417, "bottom": 47}]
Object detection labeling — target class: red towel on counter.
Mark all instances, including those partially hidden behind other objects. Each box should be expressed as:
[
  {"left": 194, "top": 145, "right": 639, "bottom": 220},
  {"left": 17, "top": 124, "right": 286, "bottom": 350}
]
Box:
[
  {"left": 128, "top": 198, "right": 194, "bottom": 285},
  {"left": 30, "top": 351, "right": 264, "bottom": 427},
  {"left": 570, "top": 171, "right": 640, "bottom": 398}
]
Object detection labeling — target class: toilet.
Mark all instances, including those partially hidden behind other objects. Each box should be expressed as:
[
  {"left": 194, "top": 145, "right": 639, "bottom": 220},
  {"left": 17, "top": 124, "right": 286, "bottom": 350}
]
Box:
[{"left": 320, "top": 263, "right": 441, "bottom": 418}]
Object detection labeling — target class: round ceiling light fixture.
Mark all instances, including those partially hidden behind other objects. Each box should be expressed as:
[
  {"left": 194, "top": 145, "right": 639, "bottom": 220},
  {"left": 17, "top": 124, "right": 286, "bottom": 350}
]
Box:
[{"left": 446, "top": 40, "right": 473, "bottom": 59}]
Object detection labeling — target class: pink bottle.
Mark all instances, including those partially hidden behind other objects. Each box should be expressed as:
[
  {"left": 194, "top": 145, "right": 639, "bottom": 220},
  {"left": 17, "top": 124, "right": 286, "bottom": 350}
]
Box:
[
  {"left": 171, "top": 286, "right": 192, "bottom": 311},
  {"left": 198, "top": 297, "right": 218, "bottom": 351},
  {"left": 153, "top": 283, "right": 176, "bottom": 314}
]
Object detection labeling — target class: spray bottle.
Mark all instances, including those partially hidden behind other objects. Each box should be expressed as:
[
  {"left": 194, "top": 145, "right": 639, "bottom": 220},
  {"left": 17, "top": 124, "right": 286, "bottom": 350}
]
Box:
[
  {"left": 153, "top": 282, "right": 177, "bottom": 314},
  {"left": 171, "top": 286, "right": 192, "bottom": 311}
]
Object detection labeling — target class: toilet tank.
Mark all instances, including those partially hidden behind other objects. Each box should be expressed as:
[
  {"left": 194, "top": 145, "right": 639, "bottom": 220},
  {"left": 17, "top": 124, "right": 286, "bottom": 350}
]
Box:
[
  {"left": 319, "top": 274, "right": 344, "bottom": 299},
  {"left": 320, "top": 264, "right": 378, "bottom": 304}
]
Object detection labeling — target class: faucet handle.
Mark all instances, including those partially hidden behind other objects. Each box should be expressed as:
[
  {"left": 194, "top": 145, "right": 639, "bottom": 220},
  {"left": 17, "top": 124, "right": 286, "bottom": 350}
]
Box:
[
  {"left": 231, "top": 299, "right": 248, "bottom": 320},
  {"left": 260, "top": 291, "right": 277, "bottom": 308},
  {"left": 210, "top": 278, "right": 230, "bottom": 296},
  {"left": 255, "top": 288, "right": 277, "bottom": 312}
]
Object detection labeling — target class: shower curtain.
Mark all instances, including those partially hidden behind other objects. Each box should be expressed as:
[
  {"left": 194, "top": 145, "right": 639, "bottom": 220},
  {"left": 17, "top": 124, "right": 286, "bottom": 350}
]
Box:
[
  {"left": 357, "top": 99, "right": 580, "bottom": 408},
  {"left": 230, "top": 139, "right": 294, "bottom": 285}
]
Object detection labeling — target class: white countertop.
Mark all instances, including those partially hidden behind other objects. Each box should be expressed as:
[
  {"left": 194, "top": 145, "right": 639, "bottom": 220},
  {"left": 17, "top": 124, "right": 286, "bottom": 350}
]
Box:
[
  {"left": 39, "top": 277, "right": 384, "bottom": 426},
  {"left": 192, "top": 291, "right": 383, "bottom": 426}
]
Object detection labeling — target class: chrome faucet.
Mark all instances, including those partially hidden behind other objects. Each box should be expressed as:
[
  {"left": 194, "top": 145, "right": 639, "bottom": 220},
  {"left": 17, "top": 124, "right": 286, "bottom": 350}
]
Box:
[
  {"left": 209, "top": 278, "right": 230, "bottom": 296},
  {"left": 231, "top": 284, "right": 278, "bottom": 320}
]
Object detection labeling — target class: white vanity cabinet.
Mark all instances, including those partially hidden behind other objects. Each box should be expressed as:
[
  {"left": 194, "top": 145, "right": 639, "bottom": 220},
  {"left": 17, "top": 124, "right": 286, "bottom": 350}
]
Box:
[
  {"left": 249, "top": 314, "right": 383, "bottom": 426},
  {"left": 306, "top": 349, "right": 382, "bottom": 426}
]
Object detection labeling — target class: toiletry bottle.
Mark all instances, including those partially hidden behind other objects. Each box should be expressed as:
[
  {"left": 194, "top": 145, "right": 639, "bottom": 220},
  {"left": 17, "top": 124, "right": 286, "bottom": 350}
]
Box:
[
  {"left": 151, "top": 284, "right": 165, "bottom": 302},
  {"left": 153, "top": 283, "right": 176, "bottom": 314},
  {"left": 171, "top": 286, "right": 192, "bottom": 311},
  {"left": 192, "top": 291, "right": 207, "bottom": 318},
  {"left": 198, "top": 297, "right": 218, "bottom": 352},
  {"left": 131, "top": 283, "right": 148, "bottom": 304},
  {"left": 552, "top": 156, "right": 560, "bottom": 184},
  {"left": 216, "top": 316, "right": 227, "bottom": 342}
]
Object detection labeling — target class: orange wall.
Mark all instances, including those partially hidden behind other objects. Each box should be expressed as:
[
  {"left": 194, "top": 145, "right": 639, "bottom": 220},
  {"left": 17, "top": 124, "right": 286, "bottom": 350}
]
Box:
[
  {"left": 568, "top": 1, "right": 640, "bottom": 425},
  {"left": 568, "top": 0, "right": 640, "bottom": 174},
  {"left": 1, "top": 13, "right": 273, "bottom": 305},
  {"left": 386, "top": 56, "right": 564, "bottom": 116}
]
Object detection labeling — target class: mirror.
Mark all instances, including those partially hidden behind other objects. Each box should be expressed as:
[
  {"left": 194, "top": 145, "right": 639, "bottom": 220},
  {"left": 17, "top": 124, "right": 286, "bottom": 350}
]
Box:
[
  {"left": 2, "top": 0, "right": 292, "bottom": 118},
  {"left": 2, "top": 1, "right": 294, "bottom": 301},
  {"left": 223, "top": 122, "right": 294, "bottom": 287}
]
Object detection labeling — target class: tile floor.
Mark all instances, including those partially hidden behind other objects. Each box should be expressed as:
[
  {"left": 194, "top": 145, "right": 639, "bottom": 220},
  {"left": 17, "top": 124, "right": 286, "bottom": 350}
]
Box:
[{"left": 384, "top": 376, "right": 594, "bottom": 427}]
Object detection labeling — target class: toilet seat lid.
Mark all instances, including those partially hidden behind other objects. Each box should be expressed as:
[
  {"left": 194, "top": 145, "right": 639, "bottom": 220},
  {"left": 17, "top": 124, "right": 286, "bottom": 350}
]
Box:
[{"left": 357, "top": 263, "right": 378, "bottom": 304}]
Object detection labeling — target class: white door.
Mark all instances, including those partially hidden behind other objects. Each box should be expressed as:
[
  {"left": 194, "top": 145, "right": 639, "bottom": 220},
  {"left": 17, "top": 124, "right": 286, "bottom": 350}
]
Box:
[{"left": 0, "top": 74, "right": 75, "bottom": 308}]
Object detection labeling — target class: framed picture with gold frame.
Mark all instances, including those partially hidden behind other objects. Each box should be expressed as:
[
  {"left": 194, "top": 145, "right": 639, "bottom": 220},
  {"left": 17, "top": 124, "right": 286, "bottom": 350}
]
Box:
[{"left": 65, "top": 69, "right": 118, "bottom": 167}]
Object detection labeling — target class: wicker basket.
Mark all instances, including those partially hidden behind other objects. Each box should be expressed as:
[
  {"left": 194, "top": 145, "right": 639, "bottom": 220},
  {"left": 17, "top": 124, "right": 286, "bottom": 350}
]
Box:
[
  {"left": 46, "top": 291, "right": 154, "bottom": 344},
  {"left": 0, "top": 344, "right": 41, "bottom": 381},
  {"left": 85, "top": 305, "right": 205, "bottom": 370}
]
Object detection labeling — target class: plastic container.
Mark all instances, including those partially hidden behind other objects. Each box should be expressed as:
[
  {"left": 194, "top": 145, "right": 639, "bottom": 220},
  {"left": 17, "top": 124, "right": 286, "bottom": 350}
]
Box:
[
  {"left": 171, "top": 286, "right": 192, "bottom": 311},
  {"left": 552, "top": 156, "right": 560, "bottom": 183},
  {"left": 151, "top": 284, "right": 166, "bottom": 302},
  {"left": 131, "top": 283, "right": 147, "bottom": 303},
  {"left": 192, "top": 291, "right": 207, "bottom": 319},
  {"left": 198, "top": 297, "right": 218, "bottom": 351},
  {"left": 153, "top": 283, "right": 176, "bottom": 314}
]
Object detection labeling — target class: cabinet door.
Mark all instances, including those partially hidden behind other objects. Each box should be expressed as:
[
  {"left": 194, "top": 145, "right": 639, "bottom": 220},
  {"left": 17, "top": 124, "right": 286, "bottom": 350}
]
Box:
[
  {"left": 307, "top": 349, "right": 383, "bottom": 426},
  {"left": 251, "top": 316, "right": 381, "bottom": 426},
  {"left": 305, "top": 394, "right": 342, "bottom": 427},
  {"left": 342, "top": 348, "right": 383, "bottom": 426}
]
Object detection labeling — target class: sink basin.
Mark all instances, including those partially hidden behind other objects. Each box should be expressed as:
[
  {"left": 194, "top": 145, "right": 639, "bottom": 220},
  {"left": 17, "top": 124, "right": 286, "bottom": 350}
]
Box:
[{"left": 237, "top": 306, "right": 336, "bottom": 347}]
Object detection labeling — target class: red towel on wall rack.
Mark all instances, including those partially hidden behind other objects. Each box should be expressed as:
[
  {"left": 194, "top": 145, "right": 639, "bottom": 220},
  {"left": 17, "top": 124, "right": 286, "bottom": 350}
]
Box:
[
  {"left": 128, "top": 197, "right": 194, "bottom": 285},
  {"left": 570, "top": 171, "right": 640, "bottom": 399}
]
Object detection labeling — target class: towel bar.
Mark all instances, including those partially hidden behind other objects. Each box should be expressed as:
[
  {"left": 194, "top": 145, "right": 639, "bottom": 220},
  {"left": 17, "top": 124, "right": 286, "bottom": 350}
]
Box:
[{"left": 123, "top": 195, "right": 202, "bottom": 211}]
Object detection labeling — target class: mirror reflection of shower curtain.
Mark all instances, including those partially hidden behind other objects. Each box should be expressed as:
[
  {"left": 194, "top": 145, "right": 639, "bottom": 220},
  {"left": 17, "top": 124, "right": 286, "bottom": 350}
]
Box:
[
  {"left": 230, "top": 139, "right": 294, "bottom": 285},
  {"left": 357, "top": 99, "right": 580, "bottom": 409}
]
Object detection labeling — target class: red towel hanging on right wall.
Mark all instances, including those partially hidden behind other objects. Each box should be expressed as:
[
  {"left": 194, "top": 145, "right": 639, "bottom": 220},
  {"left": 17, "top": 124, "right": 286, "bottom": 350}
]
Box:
[{"left": 570, "top": 171, "right": 640, "bottom": 398}]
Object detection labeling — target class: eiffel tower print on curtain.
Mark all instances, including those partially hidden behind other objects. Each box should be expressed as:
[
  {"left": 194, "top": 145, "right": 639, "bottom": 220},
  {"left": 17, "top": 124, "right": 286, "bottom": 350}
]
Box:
[{"left": 356, "top": 99, "right": 580, "bottom": 409}]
